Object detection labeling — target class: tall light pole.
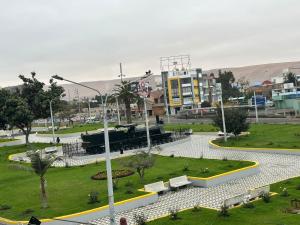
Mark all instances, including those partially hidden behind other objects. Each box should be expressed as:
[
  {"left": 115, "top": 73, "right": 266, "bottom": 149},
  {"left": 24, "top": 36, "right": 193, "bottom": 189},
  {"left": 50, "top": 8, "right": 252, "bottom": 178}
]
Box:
[
  {"left": 116, "top": 97, "right": 121, "bottom": 125},
  {"left": 162, "top": 73, "right": 170, "bottom": 123},
  {"left": 49, "top": 99, "right": 55, "bottom": 143},
  {"left": 52, "top": 75, "right": 116, "bottom": 225},
  {"left": 253, "top": 91, "right": 258, "bottom": 123},
  {"left": 216, "top": 83, "right": 227, "bottom": 142},
  {"left": 143, "top": 97, "right": 151, "bottom": 152}
]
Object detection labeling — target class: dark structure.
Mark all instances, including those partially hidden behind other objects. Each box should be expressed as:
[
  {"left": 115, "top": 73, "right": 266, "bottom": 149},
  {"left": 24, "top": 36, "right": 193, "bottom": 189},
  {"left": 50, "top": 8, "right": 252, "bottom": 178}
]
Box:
[{"left": 81, "top": 124, "right": 173, "bottom": 154}]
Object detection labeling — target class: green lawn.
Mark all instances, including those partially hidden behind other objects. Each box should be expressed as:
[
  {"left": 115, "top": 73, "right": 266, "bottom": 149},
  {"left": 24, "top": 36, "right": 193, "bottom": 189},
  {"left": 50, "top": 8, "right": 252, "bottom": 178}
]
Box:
[
  {"left": 39, "top": 123, "right": 112, "bottom": 134},
  {"left": 148, "top": 177, "right": 300, "bottom": 225},
  {"left": 0, "top": 138, "right": 16, "bottom": 143},
  {"left": 0, "top": 144, "right": 253, "bottom": 220},
  {"left": 213, "top": 124, "right": 300, "bottom": 149},
  {"left": 164, "top": 123, "right": 218, "bottom": 132}
]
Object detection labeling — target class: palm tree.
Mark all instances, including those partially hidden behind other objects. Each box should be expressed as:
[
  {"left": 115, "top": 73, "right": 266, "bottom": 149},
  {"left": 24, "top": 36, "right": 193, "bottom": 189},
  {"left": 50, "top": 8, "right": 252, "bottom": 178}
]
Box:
[
  {"left": 11, "top": 149, "right": 57, "bottom": 208},
  {"left": 27, "top": 151, "right": 57, "bottom": 208},
  {"left": 113, "top": 81, "right": 140, "bottom": 124}
]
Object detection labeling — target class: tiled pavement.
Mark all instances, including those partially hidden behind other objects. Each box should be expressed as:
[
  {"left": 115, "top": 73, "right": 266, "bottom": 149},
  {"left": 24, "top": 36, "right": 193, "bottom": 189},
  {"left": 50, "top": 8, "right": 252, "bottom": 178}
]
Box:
[{"left": 90, "top": 134, "right": 300, "bottom": 225}]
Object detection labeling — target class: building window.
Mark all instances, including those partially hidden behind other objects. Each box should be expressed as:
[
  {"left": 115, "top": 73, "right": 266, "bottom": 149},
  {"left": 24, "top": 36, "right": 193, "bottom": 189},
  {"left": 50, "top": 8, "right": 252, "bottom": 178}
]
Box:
[{"left": 182, "top": 87, "right": 192, "bottom": 93}]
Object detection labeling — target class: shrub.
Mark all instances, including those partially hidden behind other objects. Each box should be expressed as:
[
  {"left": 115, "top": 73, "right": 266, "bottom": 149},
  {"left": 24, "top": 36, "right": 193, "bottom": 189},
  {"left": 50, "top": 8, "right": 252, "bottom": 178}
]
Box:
[
  {"left": 170, "top": 154, "right": 175, "bottom": 158},
  {"left": 192, "top": 204, "right": 201, "bottom": 212},
  {"left": 218, "top": 205, "right": 229, "bottom": 217},
  {"left": 169, "top": 208, "right": 180, "bottom": 220},
  {"left": 296, "top": 184, "right": 300, "bottom": 190},
  {"left": 243, "top": 202, "right": 255, "bottom": 209},
  {"left": 88, "top": 191, "right": 99, "bottom": 204},
  {"left": 222, "top": 156, "right": 228, "bottom": 161},
  {"left": 199, "top": 154, "right": 203, "bottom": 159},
  {"left": 0, "top": 204, "right": 11, "bottom": 210},
  {"left": 201, "top": 168, "right": 209, "bottom": 174},
  {"left": 261, "top": 192, "right": 271, "bottom": 203},
  {"left": 133, "top": 213, "right": 147, "bottom": 225},
  {"left": 22, "top": 208, "right": 34, "bottom": 215},
  {"left": 125, "top": 180, "right": 133, "bottom": 187},
  {"left": 113, "top": 178, "right": 119, "bottom": 190},
  {"left": 125, "top": 187, "right": 134, "bottom": 194},
  {"left": 281, "top": 187, "right": 289, "bottom": 197},
  {"left": 183, "top": 164, "right": 189, "bottom": 172}
]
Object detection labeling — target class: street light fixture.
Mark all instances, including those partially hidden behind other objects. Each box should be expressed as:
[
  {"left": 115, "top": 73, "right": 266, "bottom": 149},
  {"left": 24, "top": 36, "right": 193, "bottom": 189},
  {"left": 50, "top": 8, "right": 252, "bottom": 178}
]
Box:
[
  {"left": 52, "top": 75, "right": 116, "bottom": 225},
  {"left": 216, "top": 83, "right": 227, "bottom": 142},
  {"left": 49, "top": 99, "right": 55, "bottom": 143}
]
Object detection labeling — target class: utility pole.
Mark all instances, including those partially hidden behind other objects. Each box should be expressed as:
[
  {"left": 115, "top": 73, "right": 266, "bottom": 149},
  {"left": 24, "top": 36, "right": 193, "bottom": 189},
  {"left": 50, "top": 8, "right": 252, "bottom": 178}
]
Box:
[
  {"left": 162, "top": 73, "right": 170, "bottom": 123},
  {"left": 254, "top": 91, "right": 258, "bottom": 123},
  {"left": 118, "top": 63, "right": 125, "bottom": 82},
  {"left": 88, "top": 98, "right": 91, "bottom": 120},
  {"left": 49, "top": 100, "right": 55, "bottom": 143},
  {"left": 116, "top": 97, "right": 121, "bottom": 125},
  {"left": 216, "top": 83, "right": 227, "bottom": 142},
  {"left": 143, "top": 97, "right": 151, "bottom": 152}
]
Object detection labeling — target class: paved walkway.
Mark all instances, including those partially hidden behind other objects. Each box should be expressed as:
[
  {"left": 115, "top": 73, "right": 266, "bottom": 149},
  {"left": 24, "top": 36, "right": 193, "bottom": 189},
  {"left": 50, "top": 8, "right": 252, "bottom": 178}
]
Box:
[{"left": 90, "top": 134, "right": 300, "bottom": 225}]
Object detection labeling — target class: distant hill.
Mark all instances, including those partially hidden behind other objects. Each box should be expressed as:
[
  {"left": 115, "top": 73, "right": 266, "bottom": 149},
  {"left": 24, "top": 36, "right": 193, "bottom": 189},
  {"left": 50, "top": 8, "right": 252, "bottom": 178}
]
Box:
[
  {"left": 4, "top": 61, "right": 300, "bottom": 99},
  {"left": 205, "top": 61, "right": 300, "bottom": 84}
]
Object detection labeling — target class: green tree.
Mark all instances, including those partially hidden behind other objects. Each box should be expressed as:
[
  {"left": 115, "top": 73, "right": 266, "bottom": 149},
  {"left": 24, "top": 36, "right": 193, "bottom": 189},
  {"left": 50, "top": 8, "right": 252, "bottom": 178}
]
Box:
[
  {"left": 201, "top": 101, "right": 211, "bottom": 108},
  {"left": 213, "top": 107, "right": 249, "bottom": 136},
  {"left": 122, "top": 151, "right": 155, "bottom": 182},
  {"left": 5, "top": 72, "right": 65, "bottom": 143},
  {"left": 284, "top": 72, "right": 298, "bottom": 86},
  {"left": 0, "top": 89, "right": 10, "bottom": 130},
  {"left": 113, "top": 81, "right": 140, "bottom": 124},
  {"left": 216, "top": 70, "right": 241, "bottom": 101}
]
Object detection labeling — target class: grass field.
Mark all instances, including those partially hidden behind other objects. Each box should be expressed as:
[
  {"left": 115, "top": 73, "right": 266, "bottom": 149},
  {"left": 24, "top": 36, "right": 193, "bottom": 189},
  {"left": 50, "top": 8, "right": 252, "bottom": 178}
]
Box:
[
  {"left": 213, "top": 124, "right": 300, "bottom": 149},
  {"left": 148, "top": 177, "right": 300, "bottom": 225},
  {"left": 164, "top": 123, "right": 218, "bottom": 132},
  {"left": 0, "top": 138, "right": 16, "bottom": 143},
  {"left": 39, "top": 123, "right": 110, "bottom": 134},
  {"left": 0, "top": 144, "right": 253, "bottom": 220}
]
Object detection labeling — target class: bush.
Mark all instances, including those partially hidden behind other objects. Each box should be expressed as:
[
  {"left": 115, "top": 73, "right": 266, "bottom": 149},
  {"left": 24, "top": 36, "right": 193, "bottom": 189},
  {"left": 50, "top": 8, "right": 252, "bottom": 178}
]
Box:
[
  {"left": 295, "top": 184, "right": 300, "bottom": 190},
  {"left": 243, "top": 202, "right": 255, "bottom": 208},
  {"left": 125, "top": 187, "right": 134, "bottom": 194},
  {"left": 192, "top": 204, "right": 201, "bottom": 212},
  {"left": 133, "top": 213, "right": 147, "bottom": 225},
  {"left": 281, "top": 187, "right": 289, "bottom": 197},
  {"left": 201, "top": 168, "right": 209, "bottom": 174},
  {"left": 169, "top": 208, "right": 180, "bottom": 220},
  {"left": 22, "top": 208, "right": 34, "bottom": 215},
  {"left": 183, "top": 164, "right": 189, "bottom": 172},
  {"left": 222, "top": 156, "right": 228, "bottom": 161},
  {"left": 0, "top": 204, "right": 11, "bottom": 210},
  {"left": 218, "top": 205, "right": 229, "bottom": 217},
  {"left": 261, "top": 192, "right": 271, "bottom": 203},
  {"left": 125, "top": 180, "right": 133, "bottom": 187},
  {"left": 88, "top": 191, "right": 99, "bottom": 204}
]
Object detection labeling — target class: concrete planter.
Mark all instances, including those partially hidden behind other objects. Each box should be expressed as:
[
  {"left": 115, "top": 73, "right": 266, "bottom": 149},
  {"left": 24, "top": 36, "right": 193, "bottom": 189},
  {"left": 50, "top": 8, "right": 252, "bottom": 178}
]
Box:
[
  {"left": 189, "top": 162, "right": 260, "bottom": 187},
  {"left": 0, "top": 139, "right": 23, "bottom": 147}
]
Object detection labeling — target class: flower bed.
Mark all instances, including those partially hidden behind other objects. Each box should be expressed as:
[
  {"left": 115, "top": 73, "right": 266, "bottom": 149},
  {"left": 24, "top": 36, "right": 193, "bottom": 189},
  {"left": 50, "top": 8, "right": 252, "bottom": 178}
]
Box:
[{"left": 91, "top": 169, "right": 134, "bottom": 180}]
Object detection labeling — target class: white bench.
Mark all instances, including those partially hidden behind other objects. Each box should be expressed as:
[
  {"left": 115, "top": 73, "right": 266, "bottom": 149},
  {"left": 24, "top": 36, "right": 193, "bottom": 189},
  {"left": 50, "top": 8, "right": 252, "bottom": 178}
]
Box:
[
  {"left": 169, "top": 175, "right": 192, "bottom": 189},
  {"left": 144, "top": 181, "right": 168, "bottom": 193},
  {"left": 44, "top": 146, "right": 57, "bottom": 154}
]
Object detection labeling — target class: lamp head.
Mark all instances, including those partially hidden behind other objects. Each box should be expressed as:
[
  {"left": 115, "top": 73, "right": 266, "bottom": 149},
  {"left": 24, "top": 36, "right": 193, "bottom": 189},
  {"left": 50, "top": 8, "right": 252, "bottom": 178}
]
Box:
[{"left": 52, "top": 75, "right": 64, "bottom": 81}]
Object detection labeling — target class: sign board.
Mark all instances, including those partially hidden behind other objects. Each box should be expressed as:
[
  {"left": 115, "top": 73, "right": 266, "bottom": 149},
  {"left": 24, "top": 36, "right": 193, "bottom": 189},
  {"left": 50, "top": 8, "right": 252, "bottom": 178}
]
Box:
[{"left": 28, "top": 216, "right": 41, "bottom": 225}]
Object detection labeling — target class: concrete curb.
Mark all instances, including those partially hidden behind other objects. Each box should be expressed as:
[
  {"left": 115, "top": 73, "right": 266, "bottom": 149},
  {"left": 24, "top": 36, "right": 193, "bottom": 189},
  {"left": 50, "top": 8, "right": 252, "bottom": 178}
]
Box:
[
  {"left": 209, "top": 140, "right": 300, "bottom": 155},
  {"left": 0, "top": 139, "right": 23, "bottom": 147}
]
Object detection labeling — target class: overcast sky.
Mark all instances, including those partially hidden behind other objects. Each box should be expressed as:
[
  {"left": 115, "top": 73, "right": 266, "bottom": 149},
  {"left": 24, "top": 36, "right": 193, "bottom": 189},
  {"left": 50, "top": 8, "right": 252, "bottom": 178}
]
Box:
[{"left": 1, "top": 0, "right": 300, "bottom": 87}]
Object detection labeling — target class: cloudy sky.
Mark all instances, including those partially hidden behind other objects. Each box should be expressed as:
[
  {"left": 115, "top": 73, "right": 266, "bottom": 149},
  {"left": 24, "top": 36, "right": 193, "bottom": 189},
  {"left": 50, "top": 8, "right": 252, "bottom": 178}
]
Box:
[{"left": 0, "top": 0, "right": 300, "bottom": 87}]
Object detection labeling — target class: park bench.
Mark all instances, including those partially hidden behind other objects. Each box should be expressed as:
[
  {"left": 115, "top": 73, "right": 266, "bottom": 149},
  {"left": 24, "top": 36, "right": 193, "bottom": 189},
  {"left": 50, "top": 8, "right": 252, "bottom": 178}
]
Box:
[
  {"left": 144, "top": 181, "right": 168, "bottom": 193},
  {"left": 44, "top": 146, "right": 57, "bottom": 154},
  {"left": 169, "top": 175, "right": 192, "bottom": 189}
]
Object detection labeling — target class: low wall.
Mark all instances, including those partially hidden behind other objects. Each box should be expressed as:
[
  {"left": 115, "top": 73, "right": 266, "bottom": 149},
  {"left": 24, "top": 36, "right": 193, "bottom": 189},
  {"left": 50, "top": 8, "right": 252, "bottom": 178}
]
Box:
[
  {"left": 0, "top": 192, "right": 158, "bottom": 225},
  {"left": 209, "top": 140, "right": 300, "bottom": 156},
  {"left": 188, "top": 162, "right": 260, "bottom": 187},
  {"left": 0, "top": 139, "right": 23, "bottom": 147}
]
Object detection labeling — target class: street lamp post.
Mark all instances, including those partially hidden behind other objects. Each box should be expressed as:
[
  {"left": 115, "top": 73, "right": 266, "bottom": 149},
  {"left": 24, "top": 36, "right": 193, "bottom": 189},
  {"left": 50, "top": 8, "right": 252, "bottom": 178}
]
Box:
[
  {"left": 49, "top": 99, "right": 55, "bottom": 143},
  {"left": 52, "top": 75, "right": 116, "bottom": 225},
  {"left": 116, "top": 97, "right": 121, "bottom": 125},
  {"left": 253, "top": 91, "right": 258, "bottom": 123},
  {"left": 143, "top": 97, "right": 151, "bottom": 152},
  {"left": 216, "top": 83, "right": 227, "bottom": 142}
]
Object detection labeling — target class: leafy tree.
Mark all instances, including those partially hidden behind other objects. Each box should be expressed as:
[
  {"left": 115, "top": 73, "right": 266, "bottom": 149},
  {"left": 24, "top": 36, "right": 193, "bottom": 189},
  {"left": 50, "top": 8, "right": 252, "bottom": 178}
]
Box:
[
  {"left": 201, "top": 101, "right": 211, "bottom": 108},
  {"left": 216, "top": 70, "right": 241, "bottom": 101},
  {"left": 4, "top": 72, "right": 65, "bottom": 143},
  {"left": 0, "top": 89, "right": 10, "bottom": 130},
  {"left": 113, "top": 81, "right": 141, "bottom": 124},
  {"left": 284, "top": 72, "right": 298, "bottom": 86},
  {"left": 56, "top": 100, "right": 75, "bottom": 127},
  {"left": 122, "top": 151, "right": 155, "bottom": 182},
  {"left": 213, "top": 107, "right": 249, "bottom": 136}
]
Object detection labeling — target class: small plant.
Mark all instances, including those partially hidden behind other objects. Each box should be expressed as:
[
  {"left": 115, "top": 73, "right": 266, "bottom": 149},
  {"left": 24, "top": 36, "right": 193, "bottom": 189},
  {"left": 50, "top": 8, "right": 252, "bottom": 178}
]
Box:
[
  {"left": 170, "top": 154, "right": 175, "bottom": 158},
  {"left": 280, "top": 187, "right": 289, "bottom": 197},
  {"left": 222, "top": 156, "right": 228, "bottom": 161},
  {"left": 201, "top": 168, "right": 209, "bottom": 174},
  {"left": 267, "top": 141, "right": 274, "bottom": 145},
  {"left": 0, "top": 204, "right": 11, "bottom": 210},
  {"left": 261, "top": 192, "right": 271, "bottom": 203},
  {"left": 88, "top": 191, "right": 99, "bottom": 204},
  {"left": 295, "top": 184, "right": 300, "bottom": 190},
  {"left": 183, "top": 164, "right": 189, "bottom": 172},
  {"left": 113, "top": 178, "right": 119, "bottom": 190},
  {"left": 243, "top": 202, "right": 255, "bottom": 208},
  {"left": 95, "top": 160, "right": 99, "bottom": 164},
  {"left": 125, "top": 187, "right": 134, "bottom": 194},
  {"left": 22, "top": 208, "right": 34, "bottom": 215},
  {"left": 169, "top": 208, "right": 180, "bottom": 220},
  {"left": 125, "top": 180, "right": 133, "bottom": 187},
  {"left": 218, "top": 204, "right": 229, "bottom": 217},
  {"left": 192, "top": 204, "right": 201, "bottom": 212},
  {"left": 199, "top": 154, "right": 203, "bottom": 159},
  {"left": 64, "top": 162, "right": 70, "bottom": 168},
  {"left": 133, "top": 213, "right": 147, "bottom": 225}
]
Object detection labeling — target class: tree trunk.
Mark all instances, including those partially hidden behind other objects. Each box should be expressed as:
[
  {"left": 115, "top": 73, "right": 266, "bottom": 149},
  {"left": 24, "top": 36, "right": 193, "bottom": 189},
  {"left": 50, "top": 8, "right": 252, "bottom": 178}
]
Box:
[
  {"left": 40, "top": 176, "right": 48, "bottom": 208},
  {"left": 125, "top": 101, "right": 132, "bottom": 124}
]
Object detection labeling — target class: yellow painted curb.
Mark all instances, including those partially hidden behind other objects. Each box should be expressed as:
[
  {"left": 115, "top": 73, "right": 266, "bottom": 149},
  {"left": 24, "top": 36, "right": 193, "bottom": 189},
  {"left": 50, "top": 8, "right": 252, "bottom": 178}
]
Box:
[
  {"left": 209, "top": 140, "right": 300, "bottom": 152},
  {"left": 188, "top": 161, "right": 259, "bottom": 181}
]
